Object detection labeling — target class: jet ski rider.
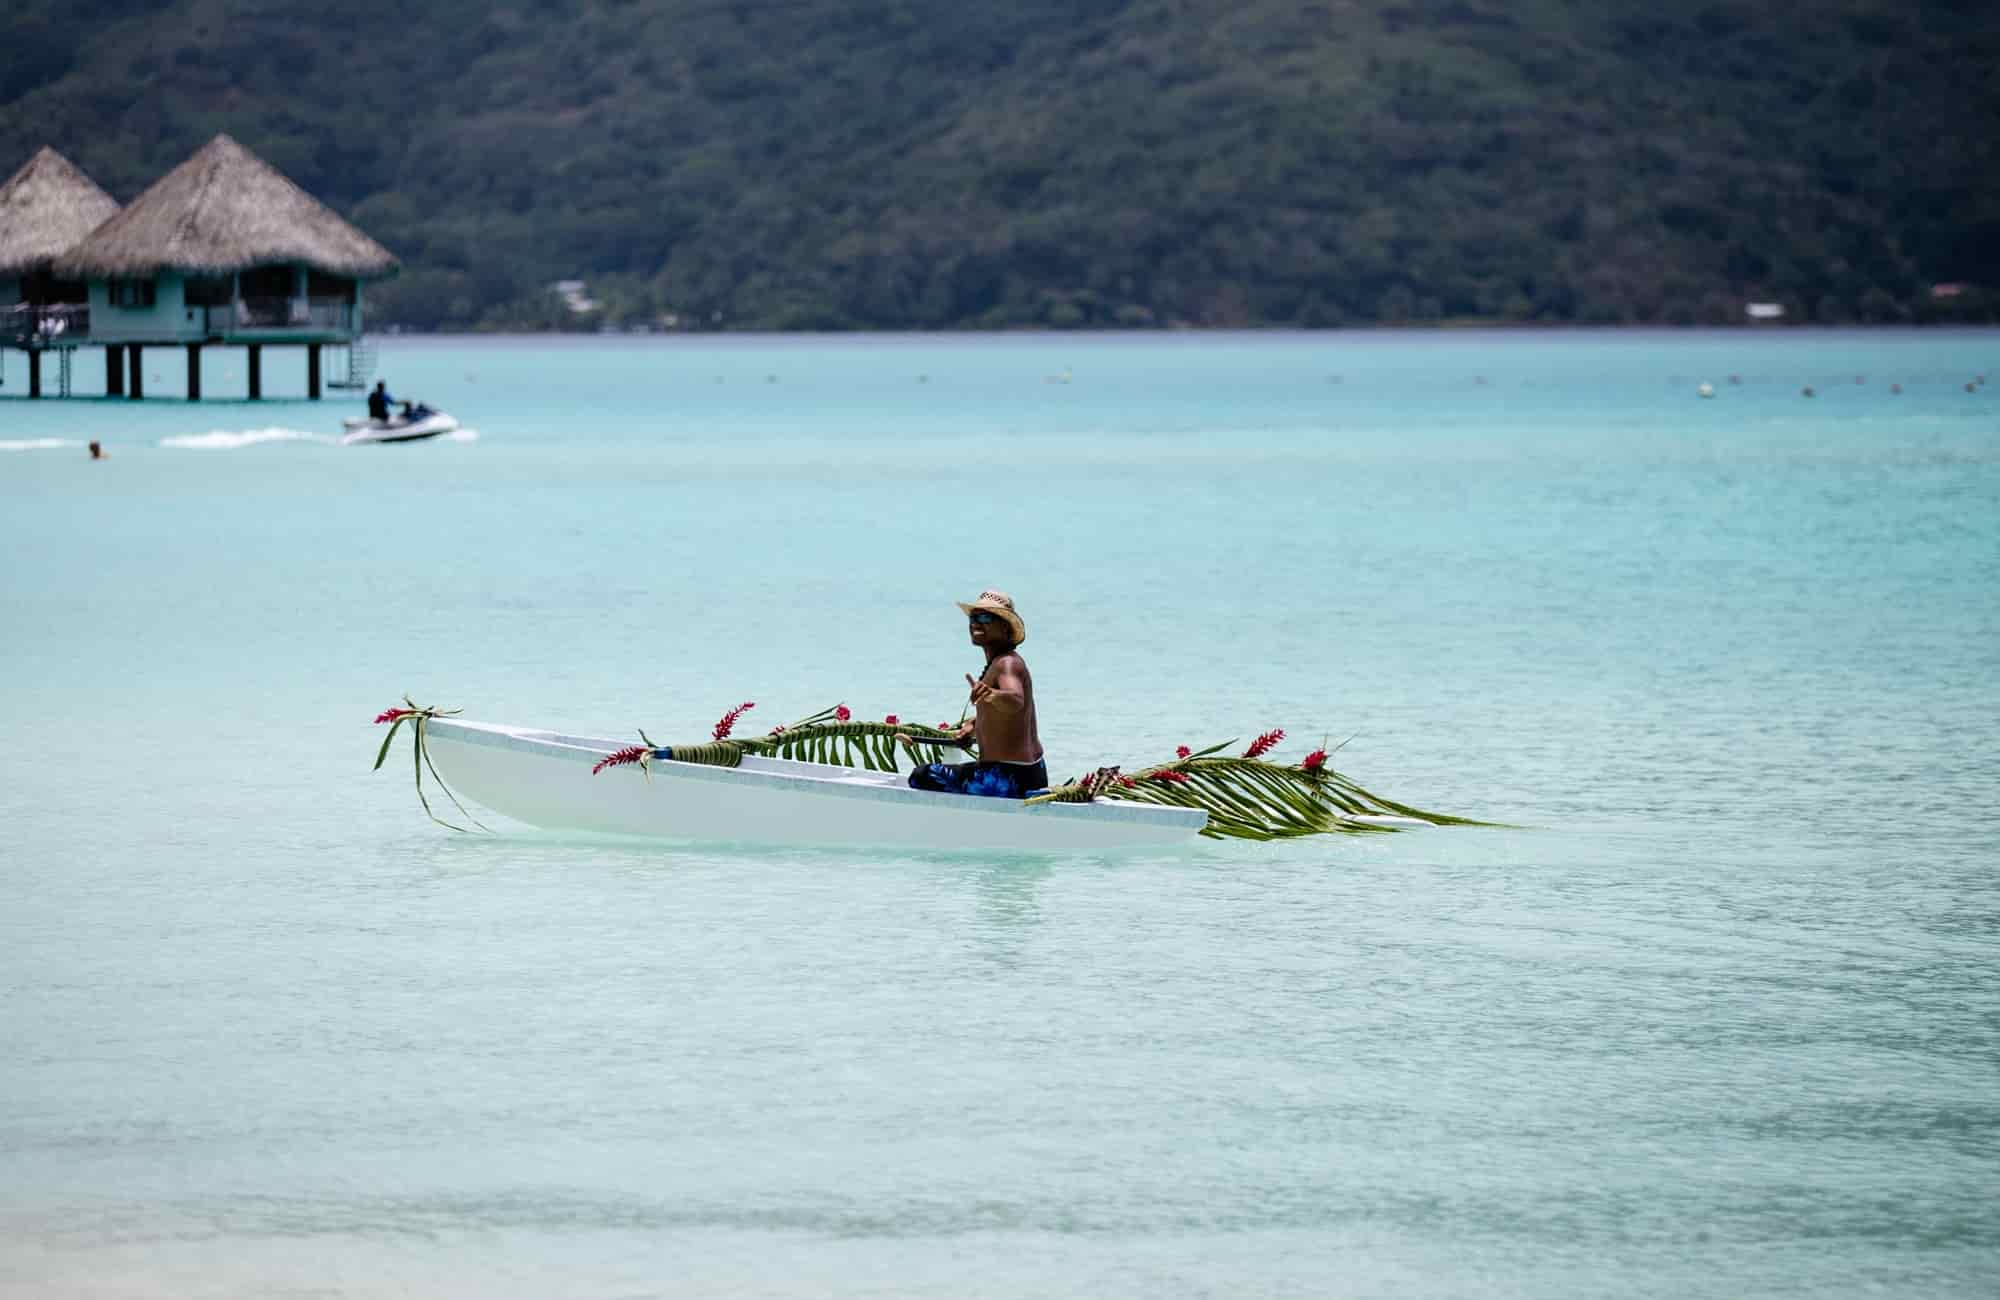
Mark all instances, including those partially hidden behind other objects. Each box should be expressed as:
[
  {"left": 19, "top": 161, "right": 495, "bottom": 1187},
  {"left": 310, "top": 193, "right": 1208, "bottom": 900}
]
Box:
[{"left": 367, "top": 380, "right": 396, "bottom": 422}]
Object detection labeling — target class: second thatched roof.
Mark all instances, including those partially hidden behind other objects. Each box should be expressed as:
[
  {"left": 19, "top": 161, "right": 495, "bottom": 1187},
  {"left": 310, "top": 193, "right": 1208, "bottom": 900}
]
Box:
[
  {"left": 58, "top": 134, "right": 397, "bottom": 281},
  {"left": 0, "top": 147, "right": 121, "bottom": 276}
]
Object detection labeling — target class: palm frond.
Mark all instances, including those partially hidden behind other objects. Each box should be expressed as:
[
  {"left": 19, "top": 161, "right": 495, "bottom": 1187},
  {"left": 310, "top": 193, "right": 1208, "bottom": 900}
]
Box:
[
  {"left": 1026, "top": 747, "right": 1491, "bottom": 840},
  {"left": 652, "top": 718, "right": 968, "bottom": 774},
  {"left": 370, "top": 697, "right": 487, "bottom": 832},
  {"left": 585, "top": 702, "right": 1492, "bottom": 842}
]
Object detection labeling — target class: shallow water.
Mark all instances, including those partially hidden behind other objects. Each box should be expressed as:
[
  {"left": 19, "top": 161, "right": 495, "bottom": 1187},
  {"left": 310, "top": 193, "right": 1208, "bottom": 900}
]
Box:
[{"left": 3, "top": 330, "right": 1997, "bottom": 1297}]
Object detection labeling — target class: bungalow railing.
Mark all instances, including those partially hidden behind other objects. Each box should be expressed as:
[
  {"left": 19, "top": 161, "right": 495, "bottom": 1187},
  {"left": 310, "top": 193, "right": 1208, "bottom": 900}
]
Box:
[
  {"left": 207, "top": 299, "right": 356, "bottom": 335},
  {"left": 1, "top": 303, "right": 90, "bottom": 344}
]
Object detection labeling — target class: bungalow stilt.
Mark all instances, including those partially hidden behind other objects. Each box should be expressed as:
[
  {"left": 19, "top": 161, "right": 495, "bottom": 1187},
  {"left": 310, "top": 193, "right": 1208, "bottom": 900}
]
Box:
[{"left": 105, "top": 345, "right": 122, "bottom": 396}]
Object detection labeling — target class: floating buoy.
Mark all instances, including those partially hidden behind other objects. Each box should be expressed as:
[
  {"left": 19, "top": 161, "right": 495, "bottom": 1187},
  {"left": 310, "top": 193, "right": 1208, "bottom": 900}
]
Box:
[
  {"left": 1697, "top": 382, "right": 1715, "bottom": 398},
  {"left": 1802, "top": 386, "right": 1815, "bottom": 398}
]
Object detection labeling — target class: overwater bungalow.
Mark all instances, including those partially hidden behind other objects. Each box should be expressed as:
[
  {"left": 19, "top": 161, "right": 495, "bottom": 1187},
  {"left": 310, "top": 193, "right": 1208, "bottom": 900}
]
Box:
[
  {"left": 2, "top": 133, "right": 397, "bottom": 400},
  {"left": 0, "top": 148, "right": 121, "bottom": 398}
]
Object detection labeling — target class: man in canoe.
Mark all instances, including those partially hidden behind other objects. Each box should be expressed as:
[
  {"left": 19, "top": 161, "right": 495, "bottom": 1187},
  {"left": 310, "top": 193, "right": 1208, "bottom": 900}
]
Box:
[{"left": 901, "top": 590, "right": 1048, "bottom": 798}]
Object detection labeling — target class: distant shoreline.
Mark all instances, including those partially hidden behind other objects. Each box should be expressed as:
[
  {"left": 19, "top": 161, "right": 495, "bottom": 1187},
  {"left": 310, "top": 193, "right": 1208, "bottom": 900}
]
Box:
[
  {"left": 361, "top": 323, "right": 2000, "bottom": 343},
  {"left": 366, "top": 321, "right": 2000, "bottom": 341}
]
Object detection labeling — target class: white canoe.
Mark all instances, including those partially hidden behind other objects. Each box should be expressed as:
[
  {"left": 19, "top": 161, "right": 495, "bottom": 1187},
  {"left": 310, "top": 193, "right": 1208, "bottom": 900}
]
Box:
[{"left": 420, "top": 718, "right": 1210, "bottom": 852}]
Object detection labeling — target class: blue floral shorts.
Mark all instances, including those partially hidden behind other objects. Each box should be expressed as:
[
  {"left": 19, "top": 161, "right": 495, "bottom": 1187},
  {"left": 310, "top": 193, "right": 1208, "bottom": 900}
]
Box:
[{"left": 908, "top": 758, "right": 1050, "bottom": 799}]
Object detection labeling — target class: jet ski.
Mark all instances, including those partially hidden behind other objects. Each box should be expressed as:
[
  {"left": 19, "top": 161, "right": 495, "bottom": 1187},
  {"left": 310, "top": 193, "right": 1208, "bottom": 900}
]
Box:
[{"left": 342, "top": 402, "right": 460, "bottom": 445}]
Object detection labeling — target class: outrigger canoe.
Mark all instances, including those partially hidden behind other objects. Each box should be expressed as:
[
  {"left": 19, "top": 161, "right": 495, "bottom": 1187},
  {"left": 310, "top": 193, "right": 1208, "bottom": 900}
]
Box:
[
  {"left": 421, "top": 718, "right": 1211, "bottom": 851},
  {"left": 379, "top": 700, "right": 1476, "bottom": 852}
]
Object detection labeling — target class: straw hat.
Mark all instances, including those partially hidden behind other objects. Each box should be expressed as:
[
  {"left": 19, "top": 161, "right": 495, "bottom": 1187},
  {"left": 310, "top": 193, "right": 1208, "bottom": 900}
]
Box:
[{"left": 956, "top": 589, "right": 1026, "bottom": 644}]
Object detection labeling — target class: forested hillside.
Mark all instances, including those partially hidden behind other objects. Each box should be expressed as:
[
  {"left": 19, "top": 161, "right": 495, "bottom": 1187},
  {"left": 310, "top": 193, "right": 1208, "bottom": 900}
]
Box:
[{"left": 4, "top": 0, "right": 1996, "bottom": 329}]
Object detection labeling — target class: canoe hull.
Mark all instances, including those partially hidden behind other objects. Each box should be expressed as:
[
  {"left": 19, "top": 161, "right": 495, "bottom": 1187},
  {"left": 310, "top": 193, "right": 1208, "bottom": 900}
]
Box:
[{"left": 419, "top": 719, "right": 1208, "bottom": 852}]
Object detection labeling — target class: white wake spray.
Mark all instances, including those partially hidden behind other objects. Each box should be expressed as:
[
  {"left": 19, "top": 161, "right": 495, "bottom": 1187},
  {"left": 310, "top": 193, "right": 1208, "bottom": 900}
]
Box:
[{"left": 158, "top": 427, "right": 340, "bottom": 450}]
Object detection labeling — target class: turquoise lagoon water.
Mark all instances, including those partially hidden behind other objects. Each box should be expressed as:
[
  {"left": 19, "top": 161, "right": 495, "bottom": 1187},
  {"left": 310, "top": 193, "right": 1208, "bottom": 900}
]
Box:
[{"left": 2, "top": 330, "right": 1996, "bottom": 1297}]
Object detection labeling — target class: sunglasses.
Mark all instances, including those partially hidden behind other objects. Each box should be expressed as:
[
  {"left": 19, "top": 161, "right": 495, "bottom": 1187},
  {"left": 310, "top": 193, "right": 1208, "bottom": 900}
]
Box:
[{"left": 968, "top": 612, "right": 1002, "bottom": 626}]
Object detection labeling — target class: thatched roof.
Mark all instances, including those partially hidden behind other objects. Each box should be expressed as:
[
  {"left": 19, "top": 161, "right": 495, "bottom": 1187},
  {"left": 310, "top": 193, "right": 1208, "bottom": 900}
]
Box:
[
  {"left": 0, "top": 148, "right": 121, "bottom": 276},
  {"left": 57, "top": 134, "right": 397, "bottom": 280}
]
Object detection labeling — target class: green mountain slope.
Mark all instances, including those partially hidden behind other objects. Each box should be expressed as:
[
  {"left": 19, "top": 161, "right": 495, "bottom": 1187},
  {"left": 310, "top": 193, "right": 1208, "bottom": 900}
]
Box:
[{"left": 4, "top": 0, "right": 1995, "bottom": 329}]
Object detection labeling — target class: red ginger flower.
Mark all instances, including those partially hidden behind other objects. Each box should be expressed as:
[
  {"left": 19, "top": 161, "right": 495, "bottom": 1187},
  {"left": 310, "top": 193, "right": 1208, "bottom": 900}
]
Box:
[
  {"left": 592, "top": 744, "right": 649, "bottom": 775},
  {"left": 1302, "top": 748, "right": 1327, "bottom": 772},
  {"left": 835, "top": 704, "right": 851, "bottom": 722},
  {"left": 1118, "top": 776, "right": 1136, "bottom": 788},
  {"left": 1151, "top": 769, "right": 1190, "bottom": 783},
  {"left": 1243, "top": 728, "right": 1286, "bottom": 759},
  {"left": 884, "top": 714, "right": 899, "bottom": 725},
  {"left": 712, "top": 701, "right": 755, "bottom": 741},
  {"left": 373, "top": 707, "right": 415, "bottom": 725},
  {"left": 1176, "top": 745, "right": 1191, "bottom": 759}
]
